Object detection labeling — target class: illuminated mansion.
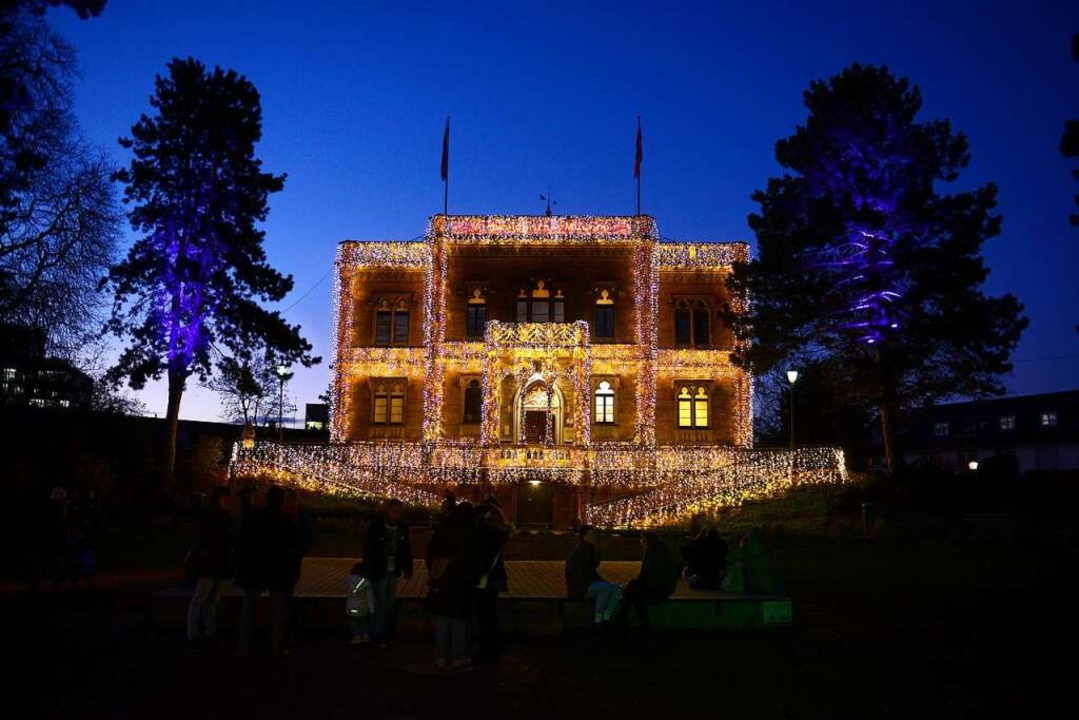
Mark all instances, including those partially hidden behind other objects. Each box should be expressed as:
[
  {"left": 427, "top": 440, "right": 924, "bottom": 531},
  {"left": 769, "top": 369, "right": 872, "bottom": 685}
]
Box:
[{"left": 236, "top": 215, "right": 846, "bottom": 527}]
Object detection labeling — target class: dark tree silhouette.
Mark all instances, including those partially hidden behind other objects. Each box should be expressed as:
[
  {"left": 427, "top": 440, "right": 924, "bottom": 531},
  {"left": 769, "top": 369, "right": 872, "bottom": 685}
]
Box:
[
  {"left": 104, "top": 58, "right": 318, "bottom": 490},
  {"left": 728, "top": 64, "right": 1027, "bottom": 477},
  {"left": 0, "top": 2, "right": 119, "bottom": 354}
]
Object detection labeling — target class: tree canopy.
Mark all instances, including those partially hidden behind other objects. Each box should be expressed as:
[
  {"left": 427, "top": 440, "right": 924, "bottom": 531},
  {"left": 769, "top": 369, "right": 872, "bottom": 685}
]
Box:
[
  {"left": 104, "top": 57, "right": 318, "bottom": 487},
  {"left": 729, "top": 64, "right": 1027, "bottom": 475}
]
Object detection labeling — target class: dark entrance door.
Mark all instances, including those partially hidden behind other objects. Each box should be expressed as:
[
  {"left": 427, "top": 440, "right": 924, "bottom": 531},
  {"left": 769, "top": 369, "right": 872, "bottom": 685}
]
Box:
[
  {"left": 524, "top": 410, "right": 548, "bottom": 444},
  {"left": 516, "top": 478, "right": 553, "bottom": 528}
]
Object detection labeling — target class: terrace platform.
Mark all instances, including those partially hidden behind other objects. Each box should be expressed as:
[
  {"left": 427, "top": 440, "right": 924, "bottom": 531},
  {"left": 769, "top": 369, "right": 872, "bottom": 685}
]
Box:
[{"left": 153, "top": 557, "right": 792, "bottom": 634}]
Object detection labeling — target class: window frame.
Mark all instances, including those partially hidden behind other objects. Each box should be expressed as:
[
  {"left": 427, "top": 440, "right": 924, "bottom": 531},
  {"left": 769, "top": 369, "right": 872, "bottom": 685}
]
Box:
[
  {"left": 372, "top": 379, "right": 406, "bottom": 425},
  {"left": 463, "top": 379, "right": 482, "bottom": 424},
  {"left": 594, "top": 380, "right": 615, "bottom": 425},
  {"left": 372, "top": 297, "right": 411, "bottom": 346},
  {"left": 676, "top": 383, "right": 711, "bottom": 429}
]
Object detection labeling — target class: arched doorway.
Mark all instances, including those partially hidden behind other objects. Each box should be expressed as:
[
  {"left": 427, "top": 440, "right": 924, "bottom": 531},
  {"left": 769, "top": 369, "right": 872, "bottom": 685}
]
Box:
[{"left": 513, "top": 375, "right": 564, "bottom": 445}]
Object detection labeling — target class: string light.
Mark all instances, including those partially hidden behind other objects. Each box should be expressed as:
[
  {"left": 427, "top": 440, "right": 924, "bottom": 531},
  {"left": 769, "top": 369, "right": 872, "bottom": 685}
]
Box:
[{"left": 233, "top": 215, "right": 844, "bottom": 527}]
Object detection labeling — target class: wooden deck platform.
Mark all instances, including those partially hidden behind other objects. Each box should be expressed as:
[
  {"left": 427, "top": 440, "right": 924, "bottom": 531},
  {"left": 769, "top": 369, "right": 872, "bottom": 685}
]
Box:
[{"left": 154, "top": 558, "right": 792, "bottom": 633}]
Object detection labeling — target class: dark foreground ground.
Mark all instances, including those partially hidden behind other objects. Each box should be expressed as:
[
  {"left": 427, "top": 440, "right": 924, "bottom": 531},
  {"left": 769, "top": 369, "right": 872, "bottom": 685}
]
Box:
[{"left": 7, "top": 532, "right": 1072, "bottom": 720}]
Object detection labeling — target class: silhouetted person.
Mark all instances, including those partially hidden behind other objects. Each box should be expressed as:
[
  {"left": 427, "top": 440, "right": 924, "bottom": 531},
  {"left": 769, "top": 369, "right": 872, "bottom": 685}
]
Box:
[
  {"left": 682, "top": 527, "right": 729, "bottom": 590},
  {"left": 283, "top": 487, "right": 315, "bottom": 646},
  {"left": 617, "top": 533, "right": 680, "bottom": 630},
  {"left": 236, "top": 485, "right": 297, "bottom": 658},
  {"left": 474, "top": 497, "right": 513, "bottom": 663},
  {"left": 565, "top": 525, "right": 622, "bottom": 627},
  {"left": 425, "top": 501, "right": 484, "bottom": 669},
  {"left": 362, "top": 498, "right": 413, "bottom": 644},
  {"left": 186, "top": 486, "right": 235, "bottom": 648}
]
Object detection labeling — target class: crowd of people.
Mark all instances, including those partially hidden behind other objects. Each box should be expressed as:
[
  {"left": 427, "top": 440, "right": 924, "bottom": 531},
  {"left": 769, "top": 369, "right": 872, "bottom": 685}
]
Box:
[{"left": 38, "top": 480, "right": 777, "bottom": 666}]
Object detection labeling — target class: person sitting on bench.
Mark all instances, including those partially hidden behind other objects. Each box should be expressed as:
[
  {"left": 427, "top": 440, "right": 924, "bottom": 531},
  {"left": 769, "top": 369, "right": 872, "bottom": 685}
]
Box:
[
  {"left": 565, "top": 525, "right": 622, "bottom": 627},
  {"left": 681, "top": 526, "right": 729, "bottom": 590},
  {"left": 616, "top": 533, "right": 679, "bottom": 630}
]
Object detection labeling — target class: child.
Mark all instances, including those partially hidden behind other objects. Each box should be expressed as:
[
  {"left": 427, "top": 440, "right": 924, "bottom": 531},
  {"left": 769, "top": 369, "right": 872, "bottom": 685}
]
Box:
[{"left": 345, "top": 561, "right": 375, "bottom": 644}]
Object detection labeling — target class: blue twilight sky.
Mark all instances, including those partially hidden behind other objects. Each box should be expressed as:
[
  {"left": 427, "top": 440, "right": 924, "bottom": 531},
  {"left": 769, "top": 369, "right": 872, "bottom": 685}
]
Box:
[{"left": 50, "top": 0, "right": 1079, "bottom": 423}]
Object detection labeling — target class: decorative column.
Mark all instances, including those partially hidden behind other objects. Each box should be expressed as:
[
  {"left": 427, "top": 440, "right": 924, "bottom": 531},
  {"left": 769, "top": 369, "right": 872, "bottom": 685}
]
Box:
[
  {"left": 422, "top": 225, "right": 447, "bottom": 443},
  {"left": 633, "top": 233, "right": 658, "bottom": 447}
]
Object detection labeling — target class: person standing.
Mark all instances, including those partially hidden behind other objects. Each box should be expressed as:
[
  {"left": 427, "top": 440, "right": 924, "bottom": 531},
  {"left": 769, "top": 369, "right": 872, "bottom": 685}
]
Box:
[
  {"left": 235, "top": 486, "right": 297, "bottom": 658},
  {"left": 283, "top": 488, "right": 315, "bottom": 645},
  {"left": 565, "top": 525, "right": 623, "bottom": 628},
  {"left": 474, "top": 498, "right": 513, "bottom": 663},
  {"left": 186, "top": 486, "right": 235, "bottom": 648},
  {"left": 425, "top": 501, "right": 484, "bottom": 669},
  {"left": 362, "top": 498, "right": 413, "bottom": 644}
]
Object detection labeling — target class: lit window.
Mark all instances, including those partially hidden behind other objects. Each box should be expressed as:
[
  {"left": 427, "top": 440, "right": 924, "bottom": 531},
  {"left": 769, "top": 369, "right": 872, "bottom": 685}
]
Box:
[
  {"left": 389, "top": 384, "right": 404, "bottom": 424},
  {"left": 999, "top": 415, "right": 1016, "bottom": 431},
  {"left": 694, "top": 387, "right": 709, "bottom": 427},
  {"left": 934, "top": 422, "right": 949, "bottom": 437},
  {"left": 678, "top": 387, "right": 692, "bottom": 427},
  {"left": 1041, "top": 412, "right": 1058, "bottom": 428},
  {"left": 463, "top": 380, "right": 482, "bottom": 424},
  {"left": 373, "top": 383, "right": 388, "bottom": 424},
  {"left": 594, "top": 381, "right": 615, "bottom": 424}
]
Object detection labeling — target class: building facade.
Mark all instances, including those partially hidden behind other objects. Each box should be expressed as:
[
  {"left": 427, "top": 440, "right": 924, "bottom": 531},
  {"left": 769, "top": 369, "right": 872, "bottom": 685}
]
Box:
[{"left": 232, "top": 214, "right": 845, "bottom": 528}]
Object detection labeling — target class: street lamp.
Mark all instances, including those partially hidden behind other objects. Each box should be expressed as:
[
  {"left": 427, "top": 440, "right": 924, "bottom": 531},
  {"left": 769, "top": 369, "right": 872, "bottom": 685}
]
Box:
[
  {"left": 276, "top": 364, "right": 289, "bottom": 442},
  {"left": 968, "top": 460, "right": 979, "bottom": 471},
  {"left": 786, "top": 370, "right": 799, "bottom": 450},
  {"left": 241, "top": 422, "right": 256, "bottom": 449}
]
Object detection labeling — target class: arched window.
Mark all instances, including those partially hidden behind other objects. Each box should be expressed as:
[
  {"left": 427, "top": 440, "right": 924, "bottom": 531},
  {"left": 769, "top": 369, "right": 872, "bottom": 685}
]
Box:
[
  {"left": 693, "top": 301, "right": 710, "bottom": 347},
  {"left": 677, "top": 384, "right": 709, "bottom": 428},
  {"left": 693, "top": 386, "right": 709, "bottom": 427},
  {"left": 463, "top": 380, "right": 482, "bottom": 424},
  {"left": 466, "top": 288, "right": 487, "bottom": 338},
  {"left": 389, "top": 383, "right": 404, "bottom": 424},
  {"left": 594, "top": 289, "right": 615, "bottom": 340},
  {"left": 594, "top": 381, "right": 615, "bottom": 424},
  {"left": 675, "top": 301, "right": 692, "bottom": 345}
]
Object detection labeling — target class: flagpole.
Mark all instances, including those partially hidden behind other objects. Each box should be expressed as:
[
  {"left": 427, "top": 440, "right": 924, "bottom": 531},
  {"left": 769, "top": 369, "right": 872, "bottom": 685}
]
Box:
[
  {"left": 441, "top": 116, "right": 450, "bottom": 217},
  {"left": 635, "top": 115, "right": 642, "bottom": 216}
]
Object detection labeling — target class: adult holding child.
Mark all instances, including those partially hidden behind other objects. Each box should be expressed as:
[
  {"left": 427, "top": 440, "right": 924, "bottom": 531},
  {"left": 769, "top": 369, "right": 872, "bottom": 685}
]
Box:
[{"left": 362, "top": 498, "right": 413, "bottom": 645}]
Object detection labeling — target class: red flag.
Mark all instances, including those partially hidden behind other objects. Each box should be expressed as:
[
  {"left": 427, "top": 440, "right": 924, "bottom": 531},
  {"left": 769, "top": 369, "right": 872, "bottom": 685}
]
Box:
[
  {"left": 441, "top": 117, "right": 450, "bottom": 182},
  {"left": 634, "top": 117, "right": 642, "bottom": 179}
]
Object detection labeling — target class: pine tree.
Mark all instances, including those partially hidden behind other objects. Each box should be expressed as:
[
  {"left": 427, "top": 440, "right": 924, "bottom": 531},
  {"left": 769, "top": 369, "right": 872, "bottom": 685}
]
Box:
[
  {"left": 104, "top": 58, "right": 318, "bottom": 490},
  {"left": 729, "top": 64, "right": 1027, "bottom": 477}
]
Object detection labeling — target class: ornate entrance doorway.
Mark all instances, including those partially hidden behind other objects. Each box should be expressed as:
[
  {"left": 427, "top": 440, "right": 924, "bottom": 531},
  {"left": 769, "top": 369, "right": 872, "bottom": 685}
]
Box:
[{"left": 513, "top": 376, "right": 564, "bottom": 445}]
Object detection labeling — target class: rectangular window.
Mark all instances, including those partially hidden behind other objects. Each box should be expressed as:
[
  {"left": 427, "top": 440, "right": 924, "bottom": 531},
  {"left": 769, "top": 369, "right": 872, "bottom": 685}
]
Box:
[
  {"left": 390, "top": 396, "right": 404, "bottom": 424},
  {"left": 595, "top": 307, "right": 614, "bottom": 339},
  {"left": 375, "top": 311, "right": 392, "bottom": 345},
  {"left": 466, "top": 306, "right": 486, "bottom": 337},
  {"left": 934, "top": 422, "right": 950, "bottom": 437},
  {"left": 373, "top": 397, "right": 387, "bottom": 424},
  {"left": 1041, "top": 411, "right": 1058, "bottom": 427},
  {"left": 675, "top": 309, "right": 691, "bottom": 345},
  {"left": 553, "top": 300, "right": 565, "bottom": 323},
  {"left": 393, "top": 311, "right": 409, "bottom": 344},
  {"left": 531, "top": 301, "right": 549, "bottom": 323},
  {"left": 678, "top": 398, "right": 693, "bottom": 428},
  {"left": 516, "top": 299, "right": 528, "bottom": 323},
  {"left": 694, "top": 398, "right": 709, "bottom": 427},
  {"left": 999, "top": 415, "right": 1016, "bottom": 430}
]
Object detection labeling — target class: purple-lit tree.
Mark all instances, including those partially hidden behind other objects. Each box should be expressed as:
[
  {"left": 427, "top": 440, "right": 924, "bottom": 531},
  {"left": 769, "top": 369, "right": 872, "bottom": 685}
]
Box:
[
  {"left": 104, "top": 58, "right": 318, "bottom": 490},
  {"left": 729, "top": 64, "right": 1027, "bottom": 477}
]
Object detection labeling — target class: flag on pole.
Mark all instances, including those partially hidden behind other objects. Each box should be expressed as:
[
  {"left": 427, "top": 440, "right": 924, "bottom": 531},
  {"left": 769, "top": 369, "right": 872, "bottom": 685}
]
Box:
[
  {"left": 634, "top": 116, "right": 643, "bottom": 179},
  {"left": 441, "top": 117, "right": 450, "bottom": 182}
]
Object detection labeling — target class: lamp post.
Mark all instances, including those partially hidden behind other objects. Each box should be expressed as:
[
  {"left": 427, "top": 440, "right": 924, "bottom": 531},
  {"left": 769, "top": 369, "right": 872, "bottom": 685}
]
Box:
[
  {"left": 786, "top": 370, "right": 799, "bottom": 450},
  {"left": 276, "top": 364, "right": 289, "bottom": 442}
]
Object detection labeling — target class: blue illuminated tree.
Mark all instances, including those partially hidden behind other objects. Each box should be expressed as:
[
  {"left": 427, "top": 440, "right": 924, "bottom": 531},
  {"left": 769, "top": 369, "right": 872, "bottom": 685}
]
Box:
[
  {"left": 104, "top": 58, "right": 318, "bottom": 489},
  {"left": 730, "top": 64, "right": 1027, "bottom": 476}
]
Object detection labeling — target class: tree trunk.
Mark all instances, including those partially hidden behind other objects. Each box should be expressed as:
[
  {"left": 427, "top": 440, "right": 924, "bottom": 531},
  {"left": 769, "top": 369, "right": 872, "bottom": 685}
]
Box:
[
  {"left": 879, "top": 398, "right": 897, "bottom": 478},
  {"left": 163, "top": 368, "right": 186, "bottom": 493}
]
